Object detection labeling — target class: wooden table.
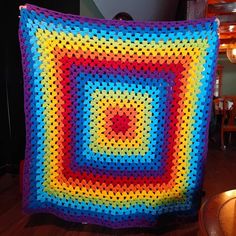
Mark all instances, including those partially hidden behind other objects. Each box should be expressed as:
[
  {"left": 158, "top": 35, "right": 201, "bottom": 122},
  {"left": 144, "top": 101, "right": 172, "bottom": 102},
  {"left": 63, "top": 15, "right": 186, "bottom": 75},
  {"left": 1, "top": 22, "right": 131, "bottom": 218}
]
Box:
[{"left": 199, "top": 189, "right": 236, "bottom": 236}]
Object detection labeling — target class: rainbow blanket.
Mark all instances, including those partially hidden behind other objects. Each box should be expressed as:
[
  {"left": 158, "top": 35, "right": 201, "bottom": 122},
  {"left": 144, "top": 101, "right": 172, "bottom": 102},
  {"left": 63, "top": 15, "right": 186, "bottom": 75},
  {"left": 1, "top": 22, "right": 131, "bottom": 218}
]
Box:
[{"left": 19, "top": 4, "right": 219, "bottom": 228}]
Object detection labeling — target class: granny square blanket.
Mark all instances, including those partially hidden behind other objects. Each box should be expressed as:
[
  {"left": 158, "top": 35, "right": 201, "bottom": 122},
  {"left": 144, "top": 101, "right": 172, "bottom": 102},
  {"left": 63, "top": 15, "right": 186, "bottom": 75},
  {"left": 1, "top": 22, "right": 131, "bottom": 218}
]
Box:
[{"left": 19, "top": 4, "right": 219, "bottom": 228}]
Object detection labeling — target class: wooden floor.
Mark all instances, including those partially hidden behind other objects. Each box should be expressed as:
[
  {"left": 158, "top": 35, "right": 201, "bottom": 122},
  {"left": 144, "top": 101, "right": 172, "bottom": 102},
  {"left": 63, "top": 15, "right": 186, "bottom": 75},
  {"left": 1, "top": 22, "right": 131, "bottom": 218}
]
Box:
[{"left": 1, "top": 142, "right": 236, "bottom": 236}]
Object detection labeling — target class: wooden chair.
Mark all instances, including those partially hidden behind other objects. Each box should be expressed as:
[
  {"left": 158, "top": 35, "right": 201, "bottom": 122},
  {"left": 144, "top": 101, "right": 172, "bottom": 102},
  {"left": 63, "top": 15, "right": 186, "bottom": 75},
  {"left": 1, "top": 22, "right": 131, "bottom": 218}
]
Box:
[{"left": 220, "top": 96, "right": 236, "bottom": 150}]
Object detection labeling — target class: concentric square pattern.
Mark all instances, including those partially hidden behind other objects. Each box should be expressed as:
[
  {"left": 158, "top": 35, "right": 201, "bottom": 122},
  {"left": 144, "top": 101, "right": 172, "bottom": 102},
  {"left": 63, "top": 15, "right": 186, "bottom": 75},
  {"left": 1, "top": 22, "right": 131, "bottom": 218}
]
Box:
[{"left": 19, "top": 4, "right": 219, "bottom": 228}]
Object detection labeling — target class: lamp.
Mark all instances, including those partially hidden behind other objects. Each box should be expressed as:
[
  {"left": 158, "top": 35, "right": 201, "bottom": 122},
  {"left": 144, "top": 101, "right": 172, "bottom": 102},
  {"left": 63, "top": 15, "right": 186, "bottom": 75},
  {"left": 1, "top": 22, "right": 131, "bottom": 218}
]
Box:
[
  {"left": 226, "top": 46, "right": 236, "bottom": 64},
  {"left": 112, "top": 12, "right": 133, "bottom": 21}
]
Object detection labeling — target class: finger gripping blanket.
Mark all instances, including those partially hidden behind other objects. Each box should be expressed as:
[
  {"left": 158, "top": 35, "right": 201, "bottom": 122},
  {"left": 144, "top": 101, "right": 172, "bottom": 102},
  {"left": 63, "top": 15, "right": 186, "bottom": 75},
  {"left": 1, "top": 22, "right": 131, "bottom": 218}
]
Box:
[{"left": 19, "top": 4, "right": 219, "bottom": 228}]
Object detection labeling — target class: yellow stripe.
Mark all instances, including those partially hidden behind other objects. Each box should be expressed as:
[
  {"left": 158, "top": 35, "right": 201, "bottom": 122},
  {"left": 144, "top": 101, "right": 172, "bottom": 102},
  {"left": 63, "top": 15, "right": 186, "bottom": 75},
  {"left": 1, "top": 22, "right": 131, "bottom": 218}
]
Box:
[{"left": 34, "top": 28, "right": 208, "bottom": 203}]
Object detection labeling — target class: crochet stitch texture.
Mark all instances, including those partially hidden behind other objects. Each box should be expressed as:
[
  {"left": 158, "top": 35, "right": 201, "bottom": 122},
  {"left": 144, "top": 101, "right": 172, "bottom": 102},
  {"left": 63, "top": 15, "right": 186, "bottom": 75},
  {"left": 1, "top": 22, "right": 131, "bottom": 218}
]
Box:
[{"left": 19, "top": 4, "right": 219, "bottom": 228}]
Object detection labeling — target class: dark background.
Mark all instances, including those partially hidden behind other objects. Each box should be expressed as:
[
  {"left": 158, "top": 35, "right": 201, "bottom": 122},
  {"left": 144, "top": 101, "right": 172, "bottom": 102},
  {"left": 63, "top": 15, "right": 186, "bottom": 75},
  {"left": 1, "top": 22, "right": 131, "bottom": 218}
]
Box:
[
  {"left": 1, "top": 0, "right": 186, "bottom": 174},
  {"left": 2, "top": 1, "right": 80, "bottom": 174}
]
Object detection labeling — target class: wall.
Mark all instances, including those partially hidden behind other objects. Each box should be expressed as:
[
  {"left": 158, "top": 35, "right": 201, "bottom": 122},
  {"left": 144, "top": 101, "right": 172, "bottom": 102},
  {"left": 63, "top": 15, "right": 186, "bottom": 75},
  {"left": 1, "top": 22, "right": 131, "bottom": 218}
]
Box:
[
  {"left": 80, "top": 0, "right": 179, "bottom": 20},
  {"left": 218, "top": 54, "right": 236, "bottom": 96},
  {"left": 80, "top": 0, "right": 104, "bottom": 18}
]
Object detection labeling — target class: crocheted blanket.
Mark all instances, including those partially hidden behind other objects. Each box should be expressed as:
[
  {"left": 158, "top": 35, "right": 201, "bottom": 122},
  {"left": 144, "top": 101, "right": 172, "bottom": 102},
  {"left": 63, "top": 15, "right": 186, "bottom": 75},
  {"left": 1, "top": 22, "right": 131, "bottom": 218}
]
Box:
[{"left": 19, "top": 4, "right": 219, "bottom": 228}]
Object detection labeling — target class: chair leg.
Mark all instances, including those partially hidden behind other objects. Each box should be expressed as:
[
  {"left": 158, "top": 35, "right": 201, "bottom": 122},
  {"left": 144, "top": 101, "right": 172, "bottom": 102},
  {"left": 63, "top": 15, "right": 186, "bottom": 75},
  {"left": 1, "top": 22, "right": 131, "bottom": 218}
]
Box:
[
  {"left": 221, "top": 130, "right": 225, "bottom": 150},
  {"left": 228, "top": 132, "right": 232, "bottom": 147}
]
